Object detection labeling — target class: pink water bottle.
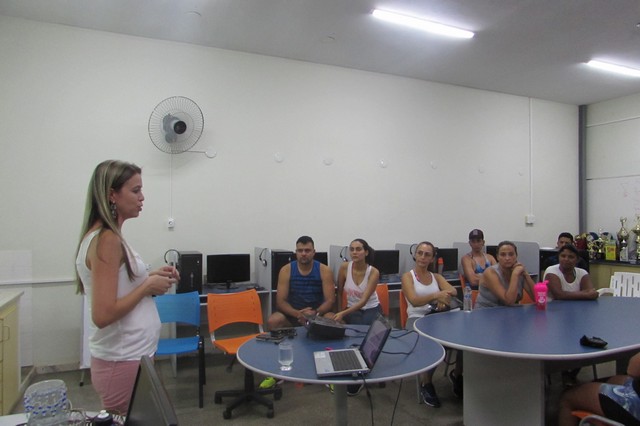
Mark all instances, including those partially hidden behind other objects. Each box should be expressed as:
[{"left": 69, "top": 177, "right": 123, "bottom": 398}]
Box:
[{"left": 534, "top": 281, "right": 548, "bottom": 311}]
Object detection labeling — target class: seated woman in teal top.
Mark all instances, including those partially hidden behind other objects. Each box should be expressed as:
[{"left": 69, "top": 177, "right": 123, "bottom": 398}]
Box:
[{"left": 475, "top": 240, "right": 535, "bottom": 308}]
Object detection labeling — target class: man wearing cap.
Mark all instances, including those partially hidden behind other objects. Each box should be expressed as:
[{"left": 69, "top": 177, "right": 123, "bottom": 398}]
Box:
[{"left": 461, "top": 229, "right": 497, "bottom": 290}]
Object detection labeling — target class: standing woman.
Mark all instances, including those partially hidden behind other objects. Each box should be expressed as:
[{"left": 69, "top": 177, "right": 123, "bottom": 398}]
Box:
[
  {"left": 75, "top": 160, "right": 179, "bottom": 414},
  {"left": 335, "top": 239, "right": 381, "bottom": 325},
  {"left": 460, "top": 229, "right": 496, "bottom": 290},
  {"left": 475, "top": 240, "right": 535, "bottom": 308},
  {"left": 402, "top": 241, "right": 458, "bottom": 408}
]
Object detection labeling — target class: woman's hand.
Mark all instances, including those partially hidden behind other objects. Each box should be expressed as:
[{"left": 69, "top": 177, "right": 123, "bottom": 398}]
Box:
[
  {"left": 513, "top": 263, "right": 527, "bottom": 276},
  {"left": 144, "top": 273, "right": 177, "bottom": 296},
  {"left": 435, "top": 290, "right": 452, "bottom": 305},
  {"left": 584, "top": 289, "right": 599, "bottom": 300},
  {"left": 151, "top": 265, "right": 180, "bottom": 281}
]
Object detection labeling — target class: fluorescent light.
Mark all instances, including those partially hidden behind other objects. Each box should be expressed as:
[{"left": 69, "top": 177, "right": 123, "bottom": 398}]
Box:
[
  {"left": 372, "top": 9, "right": 474, "bottom": 39},
  {"left": 587, "top": 60, "right": 640, "bottom": 78}
]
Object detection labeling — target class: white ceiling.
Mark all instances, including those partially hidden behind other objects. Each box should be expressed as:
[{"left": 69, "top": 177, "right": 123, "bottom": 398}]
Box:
[{"left": 2, "top": 0, "right": 640, "bottom": 105}]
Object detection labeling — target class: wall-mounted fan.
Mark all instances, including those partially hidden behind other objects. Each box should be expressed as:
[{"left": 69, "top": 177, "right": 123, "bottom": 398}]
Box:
[{"left": 148, "top": 96, "right": 204, "bottom": 154}]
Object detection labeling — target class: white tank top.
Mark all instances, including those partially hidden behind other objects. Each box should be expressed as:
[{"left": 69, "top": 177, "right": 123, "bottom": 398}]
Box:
[
  {"left": 407, "top": 269, "right": 440, "bottom": 318},
  {"left": 76, "top": 229, "right": 161, "bottom": 361},
  {"left": 543, "top": 264, "right": 589, "bottom": 301},
  {"left": 344, "top": 262, "right": 380, "bottom": 310}
]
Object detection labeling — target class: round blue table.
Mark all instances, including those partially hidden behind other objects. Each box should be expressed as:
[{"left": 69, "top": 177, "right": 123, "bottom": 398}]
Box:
[
  {"left": 414, "top": 297, "right": 640, "bottom": 426},
  {"left": 237, "top": 325, "right": 445, "bottom": 425}
]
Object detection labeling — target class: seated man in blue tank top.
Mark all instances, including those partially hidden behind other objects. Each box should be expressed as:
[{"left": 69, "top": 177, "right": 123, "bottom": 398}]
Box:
[{"left": 267, "top": 235, "right": 336, "bottom": 329}]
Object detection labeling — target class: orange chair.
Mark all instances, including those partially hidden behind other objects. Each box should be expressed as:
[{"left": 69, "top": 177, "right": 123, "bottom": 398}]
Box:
[
  {"left": 399, "top": 290, "right": 408, "bottom": 329},
  {"left": 207, "top": 290, "right": 282, "bottom": 419},
  {"left": 340, "top": 283, "right": 390, "bottom": 316},
  {"left": 571, "top": 410, "right": 625, "bottom": 425},
  {"left": 520, "top": 290, "right": 535, "bottom": 304},
  {"left": 376, "top": 284, "right": 390, "bottom": 316}
]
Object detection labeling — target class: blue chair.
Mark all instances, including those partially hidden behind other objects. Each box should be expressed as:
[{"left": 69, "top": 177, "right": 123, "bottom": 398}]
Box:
[{"left": 154, "top": 291, "right": 206, "bottom": 408}]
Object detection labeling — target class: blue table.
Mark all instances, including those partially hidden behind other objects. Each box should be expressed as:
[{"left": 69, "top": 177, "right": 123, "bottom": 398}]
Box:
[
  {"left": 237, "top": 325, "right": 445, "bottom": 425},
  {"left": 414, "top": 297, "right": 640, "bottom": 426}
]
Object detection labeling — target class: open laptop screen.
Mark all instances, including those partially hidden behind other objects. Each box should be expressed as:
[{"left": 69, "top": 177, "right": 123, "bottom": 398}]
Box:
[
  {"left": 125, "top": 356, "right": 178, "bottom": 426},
  {"left": 360, "top": 315, "right": 391, "bottom": 368}
]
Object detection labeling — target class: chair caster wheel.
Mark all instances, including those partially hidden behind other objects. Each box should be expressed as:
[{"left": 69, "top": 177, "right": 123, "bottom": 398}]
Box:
[
  {"left": 223, "top": 409, "right": 232, "bottom": 419},
  {"left": 214, "top": 395, "right": 222, "bottom": 404},
  {"left": 274, "top": 389, "right": 283, "bottom": 400},
  {"left": 267, "top": 409, "right": 274, "bottom": 418}
]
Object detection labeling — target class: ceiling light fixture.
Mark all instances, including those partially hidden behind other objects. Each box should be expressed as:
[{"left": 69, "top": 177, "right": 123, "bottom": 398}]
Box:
[
  {"left": 587, "top": 60, "right": 640, "bottom": 78},
  {"left": 372, "top": 9, "right": 474, "bottom": 39}
]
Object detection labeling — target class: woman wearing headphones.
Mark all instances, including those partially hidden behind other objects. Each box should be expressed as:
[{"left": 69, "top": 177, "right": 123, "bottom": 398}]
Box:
[
  {"left": 335, "top": 238, "right": 382, "bottom": 325},
  {"left": 402, "top": 241, "right": 458, "bottom": 408}
]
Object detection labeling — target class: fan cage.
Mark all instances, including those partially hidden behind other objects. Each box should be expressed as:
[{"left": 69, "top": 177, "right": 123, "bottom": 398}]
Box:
[{"left": 149, "top": 96, "right": 204, "bottom": 154}]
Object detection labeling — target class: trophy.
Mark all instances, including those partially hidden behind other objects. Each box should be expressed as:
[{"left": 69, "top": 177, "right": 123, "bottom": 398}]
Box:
[
  {"left": 633, "top": 214, "right": 640, "bottom": 261},
  {"left": 594, "top": 229, "right": 605, "bottom": 260},
  {"left": 586, "top": 233, "right": 597, "bottom": 260},
  {"left": 618, "top": 217, "right": 629, "bottom": 262}
]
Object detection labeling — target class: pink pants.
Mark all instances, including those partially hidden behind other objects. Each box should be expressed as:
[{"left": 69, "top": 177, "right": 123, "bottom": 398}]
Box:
[{"left": 90, "top": 356, "right": 141, "bottom": 415}]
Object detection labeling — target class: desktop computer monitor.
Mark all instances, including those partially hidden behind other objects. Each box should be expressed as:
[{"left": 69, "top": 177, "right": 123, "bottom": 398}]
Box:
[
  {"left": 371, "top": 250, "right": 400, "bottom": 279},
  {"left": 314, "top": 251, "right": 328, "bottom": 265},
  {"left": 125, "top": 355, "right": 178, "bottom": 426},
  {"left": 206, "top": 253, "right": 251, "bottom": 289},
  {"left": 436, "top": 248, "right": 458, "bottom": 272}
]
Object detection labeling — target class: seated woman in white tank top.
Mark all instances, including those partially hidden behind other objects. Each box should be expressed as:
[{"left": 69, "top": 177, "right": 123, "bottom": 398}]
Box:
[{"left": 335, "top": 238, "right": 382, "bottom": 325}]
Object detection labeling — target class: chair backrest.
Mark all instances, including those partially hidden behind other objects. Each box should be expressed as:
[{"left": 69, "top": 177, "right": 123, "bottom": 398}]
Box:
[
  {"left": 572, "top": 410, "right": 626, "bottom": 426},
  {"left": 609, "top": 272, "right": 640, "bottom": 297},
  {"left": 399, "top": 291, "right": 408, "bottom": 329},
  {"left": 471, "top": 289, "right": 479, "bottom": 307},
  {"left": 459, "top": 273, "right": 468, "bottom": 290},
  {"left": 154, "top": 291, "right": 201, "bottom": 327},
  {"left": 206, "top": 289, "right": 263, "bottom": 334},
  {"left": 520, "top": 289, "right": 534, "bottom": 304},
  {"left": 340, "top": 284, "right": 390, "bottom": 317},
  {"left": 376, "top": 284, "right": 390, "bottom": 316}
]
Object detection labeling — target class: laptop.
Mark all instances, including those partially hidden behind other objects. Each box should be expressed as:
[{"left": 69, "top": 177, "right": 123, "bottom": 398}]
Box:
[{"left": 313, "top": 314, "right": 392, "bottom": 377}]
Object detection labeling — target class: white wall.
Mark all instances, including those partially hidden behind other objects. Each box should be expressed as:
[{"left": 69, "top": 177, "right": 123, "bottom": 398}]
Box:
[
  {"left": 0, "top": 15, "right": 579, "bottom": 367},
  {"left": 586, "top": 92, "right": 640, "bottom": 239}
]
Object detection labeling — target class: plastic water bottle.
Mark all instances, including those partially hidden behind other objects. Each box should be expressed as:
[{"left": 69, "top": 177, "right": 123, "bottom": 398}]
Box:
[{"left": 463, "top": 286, "right": 473, "bottom": 312}]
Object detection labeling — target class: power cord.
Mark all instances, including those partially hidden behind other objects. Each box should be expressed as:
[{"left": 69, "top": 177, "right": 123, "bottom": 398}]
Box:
[
  {"left": 389, "top": 378, "right": 404, "bottom": 425},
  {"left": 357, "top": 373, "right": 375, "bottom": 426},
  {"left": 382, "top": 330, "right": 419, "bottom": 355}
]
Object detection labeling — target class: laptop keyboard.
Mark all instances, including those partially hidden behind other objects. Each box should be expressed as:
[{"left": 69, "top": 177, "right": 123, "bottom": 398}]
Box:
[{"left": 329, "top": 350, "right": 362, "bottom": 371}]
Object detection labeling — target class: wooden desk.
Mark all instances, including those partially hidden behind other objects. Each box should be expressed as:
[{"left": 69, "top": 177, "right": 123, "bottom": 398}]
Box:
[
  {"left": 0, "top": 291, "right": 22, "bottom": 415},
  {"left": 590, "top": 260, "right": 640, "bottom": 288}
]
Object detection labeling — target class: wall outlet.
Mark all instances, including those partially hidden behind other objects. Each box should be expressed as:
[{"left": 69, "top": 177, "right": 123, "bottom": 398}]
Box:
[
  {"left": 525, "top": 214, "right": 535, "bottom": 225},
  {"left": 167, "top": 218, "right": 175, "bottom": 229}
]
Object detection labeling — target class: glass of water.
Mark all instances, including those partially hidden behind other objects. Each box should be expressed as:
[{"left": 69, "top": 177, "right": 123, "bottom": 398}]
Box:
[{"left": 278, "top": 340, "right": 293, "bottom": 371}]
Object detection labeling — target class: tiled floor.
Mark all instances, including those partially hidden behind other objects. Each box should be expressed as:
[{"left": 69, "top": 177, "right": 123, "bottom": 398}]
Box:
[{"left": 14, "top": 353, "right": 608, "bottom": 425}]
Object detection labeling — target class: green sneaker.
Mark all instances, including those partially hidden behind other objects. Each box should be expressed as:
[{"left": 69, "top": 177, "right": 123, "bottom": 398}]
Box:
[{"left": 259, "top": 377, "right": 276, "bottom": 389}]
